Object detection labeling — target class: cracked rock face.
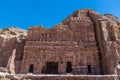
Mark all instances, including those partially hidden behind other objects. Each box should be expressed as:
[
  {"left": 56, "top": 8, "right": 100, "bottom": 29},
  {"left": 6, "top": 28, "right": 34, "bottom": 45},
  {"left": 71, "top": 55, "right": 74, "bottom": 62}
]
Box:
[
  {"left": 0, "top": 8, "right": 120, "bottom": 80},
  {"left": 0, "top": 27, "right": 27, "bottom": 73},
  {"left": 20, "top": 8, "right": 120, "bottom": 75}
]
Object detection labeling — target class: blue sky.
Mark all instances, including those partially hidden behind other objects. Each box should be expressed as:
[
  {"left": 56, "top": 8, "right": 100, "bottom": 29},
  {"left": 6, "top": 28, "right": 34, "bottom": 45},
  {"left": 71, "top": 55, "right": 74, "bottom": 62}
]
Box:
[{"left": 0, "top": 0, "right": 120, "bottom": 30}]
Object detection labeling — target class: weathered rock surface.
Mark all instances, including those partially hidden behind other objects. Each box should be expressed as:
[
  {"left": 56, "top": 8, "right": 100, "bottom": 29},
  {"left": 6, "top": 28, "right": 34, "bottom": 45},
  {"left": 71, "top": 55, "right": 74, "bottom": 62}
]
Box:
[
  {"left": 0, "top": 8, "right": 120, "bottom": 80},
  {"left": 0, "top": 27, "right": 27, "bottom": 74},
  {"left": 18, "top": 8, "right": 120, "bottom": 77}
]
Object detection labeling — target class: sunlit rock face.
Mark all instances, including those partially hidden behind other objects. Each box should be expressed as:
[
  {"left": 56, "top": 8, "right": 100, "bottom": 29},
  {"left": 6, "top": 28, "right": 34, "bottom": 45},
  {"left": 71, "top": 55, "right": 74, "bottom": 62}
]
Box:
[
  {"left": 20, "top": 8, "right": 120, "bottom": 75},
  {"left": 0, "top": 28, "right": 27, "bottom": 74},
  {"left": 0, "top": 8, "right": 120, "bottom": 76}
]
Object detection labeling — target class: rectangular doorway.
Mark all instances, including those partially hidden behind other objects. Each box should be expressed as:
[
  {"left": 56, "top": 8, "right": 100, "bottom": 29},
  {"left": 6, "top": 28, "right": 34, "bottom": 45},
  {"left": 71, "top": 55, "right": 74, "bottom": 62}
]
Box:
[
  {"left": 87, "top": 65, "right": 92, "bottom": 74},
  {"left": 29, "top": 64, "right": 34, "bottom": 73},
  {"left": 66, "top": 62, "right": 72, "bottom": 73},
  {"left": 46, "top": 62, "right": 58, "bottom": 74}
]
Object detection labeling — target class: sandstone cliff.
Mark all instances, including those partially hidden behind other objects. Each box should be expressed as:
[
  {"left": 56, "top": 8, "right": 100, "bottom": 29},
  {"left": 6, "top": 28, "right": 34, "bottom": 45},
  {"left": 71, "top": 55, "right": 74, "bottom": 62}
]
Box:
[
  {"left": 0, "top": 27, "right": 27, "bottom": 74},
  {"left": 25, "top": 8, "right": 120, "bottom": 75},
  {"left": 0, "top": 8, "right": 120, "bottom": 80},
  {"left": 62, "top": 8, "right": 120, "bottom": 74}
]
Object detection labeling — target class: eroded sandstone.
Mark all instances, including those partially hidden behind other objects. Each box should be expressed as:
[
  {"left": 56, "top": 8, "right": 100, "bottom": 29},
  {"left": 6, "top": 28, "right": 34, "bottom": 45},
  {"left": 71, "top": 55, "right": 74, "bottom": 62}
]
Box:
[{"left": 0, "top": 8, "right": 120, "bottom": 80}]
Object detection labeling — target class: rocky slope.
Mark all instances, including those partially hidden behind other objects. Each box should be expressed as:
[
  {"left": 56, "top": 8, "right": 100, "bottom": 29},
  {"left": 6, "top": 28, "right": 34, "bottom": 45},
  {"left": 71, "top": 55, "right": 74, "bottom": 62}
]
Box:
[{"left": 0, "top": 27, "right": 27, "bottom": 74}]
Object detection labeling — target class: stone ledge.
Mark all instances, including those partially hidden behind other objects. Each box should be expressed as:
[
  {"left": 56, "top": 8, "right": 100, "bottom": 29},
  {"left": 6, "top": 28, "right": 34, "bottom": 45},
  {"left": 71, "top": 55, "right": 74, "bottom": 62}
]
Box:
[
  {"left": 0, "top": 74, "right": 120, "bottom": 80},
  {"left": 20, "top": 75, "right": 120, "bottom": 80},
  {"left": 12, "top": 74, "right": 120, "bottom": 80}
]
